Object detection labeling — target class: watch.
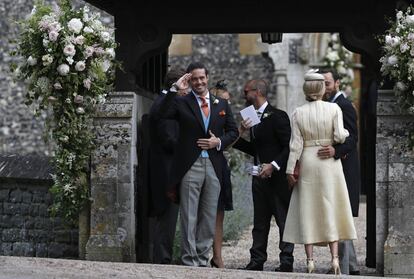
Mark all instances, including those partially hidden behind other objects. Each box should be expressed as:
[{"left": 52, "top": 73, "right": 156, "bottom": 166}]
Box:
[{"left": 171, "top": 82, "right": 180, "bottom": 91}]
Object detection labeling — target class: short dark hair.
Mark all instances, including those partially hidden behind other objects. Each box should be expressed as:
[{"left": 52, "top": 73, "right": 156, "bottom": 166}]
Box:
[
  {"left": 319, "top": 68, "right": 341, "bottom": 81},
  {"left": 164, "top": 67, "right": 186, "bottom": 88},
  {"left": 250, "top": 79, "right": 268, "bottom": 97},
  {"left": 186, "top": 62, "right": 209, "bottom": 76}
]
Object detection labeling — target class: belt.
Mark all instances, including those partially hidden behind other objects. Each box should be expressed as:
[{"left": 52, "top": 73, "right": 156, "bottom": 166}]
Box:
[{"left": 303, "top": 139, "right": 333, "bottom": 147}]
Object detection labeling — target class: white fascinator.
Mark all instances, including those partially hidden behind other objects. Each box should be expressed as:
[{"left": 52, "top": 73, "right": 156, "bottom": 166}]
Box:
[{"left": 304, "top": 69, "right": 325, "bottom": 81}]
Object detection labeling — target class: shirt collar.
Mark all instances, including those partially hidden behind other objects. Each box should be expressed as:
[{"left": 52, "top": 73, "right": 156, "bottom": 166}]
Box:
[
  {"left": 257, "top": 101, "right": 268, "bottom": 114},
  {"left": 192, "top": 91, "right": 210, "bottom": 100},
  {"left": 330, "top": 91, "right": 344, "bottom": 103}
]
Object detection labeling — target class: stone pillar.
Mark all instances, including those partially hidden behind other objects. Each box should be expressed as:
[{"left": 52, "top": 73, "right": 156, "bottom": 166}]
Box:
[
  {"left": 376, "top": 89, "right": 414, "bottom": 277},
  {"left": 86, "top": 92, "right": 137, "bottom": 262}
]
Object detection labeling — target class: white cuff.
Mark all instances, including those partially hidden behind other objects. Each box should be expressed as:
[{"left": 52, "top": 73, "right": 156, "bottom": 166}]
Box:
[
  {"left": 271, "top": 161, "right": 280, "bottom": 171},
  {"left": 170, "top": 86, "right": 178, "bottom": 92},
  {"left": 216, "top": 138, "right": 222, "bottom": 151}
]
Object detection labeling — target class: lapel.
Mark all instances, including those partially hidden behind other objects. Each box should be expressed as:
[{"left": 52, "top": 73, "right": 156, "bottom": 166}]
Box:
[
  {"left": 207, "top": 95, "right": 219, "bottom": 130},
  {"left": 253, "top": 104, "right": 274, "bottom": 139},
  {"left": 184, "top": 93, "right": 205, "bottom": 131}
]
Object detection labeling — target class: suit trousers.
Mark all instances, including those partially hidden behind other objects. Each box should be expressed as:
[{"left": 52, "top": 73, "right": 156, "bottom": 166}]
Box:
[
  {"left": 339, "top": 240, "right": 358, "bottom": 274},
  {"left": 153, "top": 201, "right": 179, "bottom": 264},
  {"left": 180, "top": 157, "right": 221, "bottom": 266},
  {"left": 250, "top": 176, "right": 294, "bottom": 266}
]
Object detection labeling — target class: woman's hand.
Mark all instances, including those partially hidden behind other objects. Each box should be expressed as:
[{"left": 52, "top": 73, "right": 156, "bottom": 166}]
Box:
[{"left": 287, "top": 174, "right": 297, "bottom": 190}]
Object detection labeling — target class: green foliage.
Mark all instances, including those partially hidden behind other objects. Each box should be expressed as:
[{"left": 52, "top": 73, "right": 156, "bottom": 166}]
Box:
[
  {"left": 322, "top": 33, "right": 355, "bottom": 91},
  {"left": 10, "top": 0, "right": 119, "bottom": 222},
  {"left": 379, "top": 5, "right": 414, "bottom": 148}
]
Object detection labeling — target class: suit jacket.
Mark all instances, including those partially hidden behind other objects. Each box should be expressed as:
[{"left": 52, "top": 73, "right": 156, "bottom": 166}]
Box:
[
  {"left": 234, "top": 104, "right": 292, "bottom": 204},
  {"left": 333, "top": 94, "right": 360, "bottom": 217},
  {"left": 148, "top": 93, "right": 179, "bottom": 216},
  {"left": 154, "top": 90, "right": 239, "bottom": 198}
]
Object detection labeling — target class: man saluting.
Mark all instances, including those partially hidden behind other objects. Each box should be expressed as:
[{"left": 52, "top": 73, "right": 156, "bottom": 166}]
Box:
[{"left": 154, "top": 62, "right": 238, "bottom": 267}]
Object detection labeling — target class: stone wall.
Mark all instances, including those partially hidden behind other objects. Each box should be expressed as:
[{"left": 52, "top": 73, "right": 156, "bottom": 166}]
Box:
[
  {"left": 376, "top": 89, "right": 414, "bottom": 277},
  {"left": 0, "top": 155, "right": 78, "bottom": 258},
  {"left": 169, "top": 34, "right": 277, "bottom": 117},
  {"left": 0, "top": 0, "right": 113, "bottom": 156}
]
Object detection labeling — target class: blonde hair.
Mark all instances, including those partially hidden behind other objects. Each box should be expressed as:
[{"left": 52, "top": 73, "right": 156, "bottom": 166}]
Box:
[{"left": 303, "top": 80, "right": 325, "bottom": 101}]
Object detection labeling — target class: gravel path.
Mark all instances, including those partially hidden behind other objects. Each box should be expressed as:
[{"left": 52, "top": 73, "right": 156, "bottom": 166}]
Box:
[{"left": 222, "top": 201, "right": 379, "bottom": 276}]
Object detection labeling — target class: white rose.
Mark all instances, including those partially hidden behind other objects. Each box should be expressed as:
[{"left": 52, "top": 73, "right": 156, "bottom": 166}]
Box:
[
  {"left": 43, "top": 38, "right": 49, "bottom": 47},
  {"left": 94, "top": 47, "right": 105, "bottom": 56},
  {"left": 54, "top": 82, "right": 62, "bottom": 90},
  {"left": 75, "top": 61, "right": 86, "bottom": 72},
  {"left": 74, "top": 95, "right": 84, "bottom": 104},
  {"left": 105, "top": 48, "right": 115, "bottom": 58},
  {"left": 391, "top": 36, "right": 400, "bottom": 46},
  {"left": 27, "top": 56, "right": 37, "bottom": 66},
  {"left": 397, "top": 11, "right": 403, "bottom": 19},
  {"left": 42, "top": 54, "right": 54, "bottom": 66},
  {"left": 49, "top": 30, "right": 59, "bottom": 42},
  {"left": 76, "top": 107, "right": 85, "bottom": 114},
  {"left": 63, "top": 44, "right": 76, "bottom": 57},
  {"left": 100, "top": 31, "right": 111, "bottom": 42},
  {"left": 74, "top": 35, "right": 85, "bottom": 45},
  {"left": 66, "top": 57, "right": 74, "bottom": 65},
  {"left": 387, "top": 55, "right": 398, "bottom": 65},
  {"left": 101, "top": 60, "right": 111, "bottom": 72},
  {"left": 67, "top": 18, "right": 83, "bottom": 34},
  {"left": 337, "top": 65, "right": 347, "bottom": 75},
  {"left": 57, "top": 64, "right": 70, "bottom": 76},
  {"left": 405, "top": 15, "right": 414, "bottom": 25},
  {"left": 385, "top": 35, "right": 392, "bottom": 45},
  {"left": 83, "top": 78, "right": 91, "bottom": 90},
  {"left": 84, "top": 46, "right": 94, "bottom": 58},
  {"left": 83, "top": 26, "right": 94, "bottom": 33},
  {"left": 400, "top": 43, "right": 410, "bottom": 53},
  {"left": 396, "top": 82, "right": 406, "bottom": 91}
]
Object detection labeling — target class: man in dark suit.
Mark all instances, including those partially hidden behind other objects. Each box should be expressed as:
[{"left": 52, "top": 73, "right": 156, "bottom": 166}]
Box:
[
  {"left": 148, "top": 68, "right": 187, "bottom": 264},
  {"left": 318, "top": 68, "right": 361, "bottom": 275},
  {"left": 154, "top": 62, "right": 238, "bottom": 267},
  {"left": 234, "top": 79, "right": 294, "bottom": 272}
]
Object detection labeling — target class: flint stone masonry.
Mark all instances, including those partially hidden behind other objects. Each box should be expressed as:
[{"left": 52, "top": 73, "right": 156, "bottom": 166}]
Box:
[
  {"left": 376, "top": 90, "right": 414, "bottom": 277},
  {"left": 86, "top": 92, "right": 137, "bottom": 262},
  {"left": 0, "top": 154, "right": 78, "bottom": 258}
]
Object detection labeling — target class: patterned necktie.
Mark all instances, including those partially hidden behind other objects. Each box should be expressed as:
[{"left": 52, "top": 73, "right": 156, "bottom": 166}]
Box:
[
  {"left": 200, "top": 96, "right": 209, "bottom": 117},
  {"left": 256, "top": 110, "right": 262, "bottom": 119}
]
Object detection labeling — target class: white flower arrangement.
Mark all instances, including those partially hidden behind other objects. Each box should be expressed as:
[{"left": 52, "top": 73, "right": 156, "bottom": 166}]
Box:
[
  {"left": 322, "top": 33, "right": 355, "bottom": 92},
  {"left": 10, "top": 0, "right": 119, "bottom": 221},
  {"left": 380, "top": 6, "right": 414, "bottom": 116}
]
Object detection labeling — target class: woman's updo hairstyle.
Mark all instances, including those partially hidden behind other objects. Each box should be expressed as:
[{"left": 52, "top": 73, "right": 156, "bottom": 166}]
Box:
[{"left": 303, "top": 69, "right": 325, "bottom": 101}]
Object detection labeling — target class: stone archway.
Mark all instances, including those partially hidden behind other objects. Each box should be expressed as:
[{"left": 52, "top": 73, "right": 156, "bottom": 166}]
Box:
[{"left": 83, "top": 0, "right": 414, "bottom": 276}]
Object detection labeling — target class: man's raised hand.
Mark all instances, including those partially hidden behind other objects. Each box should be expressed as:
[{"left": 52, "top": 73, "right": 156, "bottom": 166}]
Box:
[{"left": 176, "top": 73, "right": 192, "bottom": 90}]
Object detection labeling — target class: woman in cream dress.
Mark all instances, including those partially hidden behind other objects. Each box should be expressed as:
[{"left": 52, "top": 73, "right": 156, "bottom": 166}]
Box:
[{"left": 283, "top": 70, "right": 357, "bottom": 275}]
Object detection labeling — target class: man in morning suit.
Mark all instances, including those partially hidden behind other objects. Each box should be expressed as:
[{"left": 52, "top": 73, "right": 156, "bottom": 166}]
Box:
[
  {"left": 148, "top": 68, "right": 187, "bottom": 264},
  {"left": 154, "top": 62, "right": 239, "bottom": 267},
  {"left": 318, "top": 68, "right": 361, "bottom": 275},
  {"left": 234, "top": 79, "right": 294, "bottom": 272}
]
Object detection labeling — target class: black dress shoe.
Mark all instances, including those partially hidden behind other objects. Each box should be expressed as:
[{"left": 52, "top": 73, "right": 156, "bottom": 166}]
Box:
[
  {"left": 275, "top": 264, "right": 293, "bottom": 272},
  {"left": 244, "top": 262, "right": 264, "bottom": 271},
  {"left": 350, "top": 270, "right": 360, "bottom": 275}
]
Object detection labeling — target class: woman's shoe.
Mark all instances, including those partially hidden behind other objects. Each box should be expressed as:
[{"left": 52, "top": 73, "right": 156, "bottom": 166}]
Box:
[
  {"left": 331, "top": 256, "right": 341, "bottom": 275},
  {"left": 210, "top": 258, "right": 219, "bottom": 268},
  {"left": 306, "top": 258, "right": 315, "bottom": 273}
]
